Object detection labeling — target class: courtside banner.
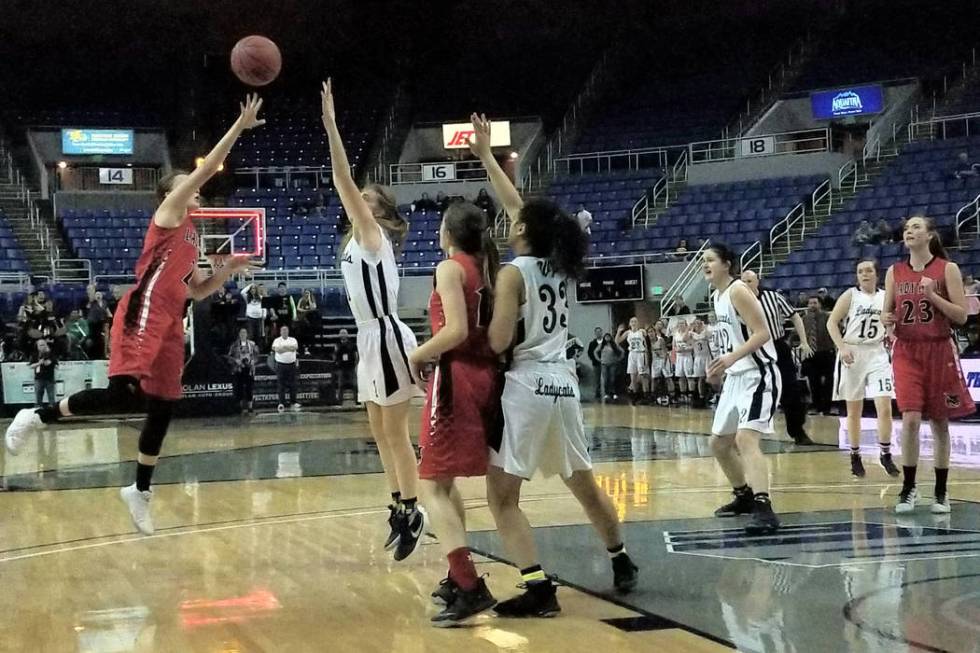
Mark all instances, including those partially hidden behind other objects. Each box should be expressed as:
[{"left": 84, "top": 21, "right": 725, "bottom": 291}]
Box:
[
  {"left": 962, "top": 357, "right": 980, "bottom": 403},
  {"left": 442, "top": 120, "right": 511, "bottom": 149}
]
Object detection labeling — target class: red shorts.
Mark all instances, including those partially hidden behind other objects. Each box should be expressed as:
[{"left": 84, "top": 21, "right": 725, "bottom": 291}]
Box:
[
  {"left": 893, "top": 338, "right": 975, "bottom": 420},
  {"left": 418, "top": 356, "right": 501, "bottom": 480},
  {"left": 107, "top": 296, "right": 186, "bottom": 400}
]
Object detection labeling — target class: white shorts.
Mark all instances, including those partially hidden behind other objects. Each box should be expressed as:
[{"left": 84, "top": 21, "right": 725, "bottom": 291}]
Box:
[
  {"left": 693, "top": 355, "right": 710, "bottom": 378},
  {"left": 675, "top": 353, "right": 695, "bottom": 378},
  {"left": 712, "top": 363, "right": 782, "bottom": 436},
  {"left": 490, "top": 362, "right": 592, "bottom": 480},
  {"left": 651, "top": 356, "right": 673, "bottom": 378},
  {"left": 356, "top": 316, "right": 424, "bottom": 406},
  {"left": 833, "top": 344, "right": 894, "bottom": 402},
  {"left": 627, "top": 352, "right": 649, "bottom": 376}
]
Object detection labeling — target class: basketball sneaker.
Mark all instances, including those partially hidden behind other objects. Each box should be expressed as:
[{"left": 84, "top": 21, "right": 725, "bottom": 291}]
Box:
[
  {"left": 5, "top": 408, "right": 42, "bottom": 455},
  {"left": 431, "top": 576, "right": 458, "bottom": 606},
  {"left": 895, "top": 486, "right": 918, "bottom": 514},
  {"left": 612, "top": 553, "right": 639, "bottom": 593},
  {"left": 493, "top": 581, "right": 561, "bottom": 618},
  {"left": 393, "top": 505, "right": 426, "bottom": 561},
  {"left": 930, "top": 493, "right": 951, "bottom": 514},
  {"left": 879, "top": 454, "right": 900, "bottom": 477},
  {"left": 120, "top": 483, "right": 154, "bottom": 535},
  {"left": 850, "top": 454, "right": 866, "bottom": 478},
  {"left": 431, "top": 578, "right": 496, "bottom": 628},
  {"left": 745, "top": 497, "right": 780, "bottom": 535},
  {"left": 714, "top": 488, "right": 755, "bottom": 517},
  {"left": 384, "top": 504, "right": 402, "bottom": 550}
]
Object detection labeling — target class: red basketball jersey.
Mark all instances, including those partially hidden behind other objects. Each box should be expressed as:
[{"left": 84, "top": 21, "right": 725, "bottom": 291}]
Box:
[
  {"left": 127, "top": 217, "right": 200, "bottom": 326},
  {"left": 428, "top": 253, "right": 494, "bottom": 360},
  {"left": 892, "top": 256, "right": 955, "bottom": 341}
]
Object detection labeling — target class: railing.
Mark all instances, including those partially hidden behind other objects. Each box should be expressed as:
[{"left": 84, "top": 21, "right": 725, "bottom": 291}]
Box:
[
  {"left": 493, "top": 207, "right": 508, "bottom": 239},
  {"left": 370, "top": 84, "right": 408, "bottom": 185},
  {"left": 768, "top": 202, "right": 807, "bottom": 259},
  {"left": 52, "top": 258, "right": 93, "bottom": 284},
  {"left": 955, "top": 191, "right": 980, "bottom": 245},
  {"left": 838, "top": 159, "right": 858, "bottom": 197},
  {"left": 740, "top": 241, "right": 762, "bottom": 272},
  {"left": 0, "top": 271, "right": 31, "bottom": 289},
  {"left": 671, "top": 149, "right": 689, "bottom": 183},
  {"left": 53, "top": 166, "right": 160, "bottom": 192},
  {"left": 234, "top": 165, "right": 333, "bottom": 189},
  {"left": 630, "top": 194, "right": 649, "bottom": 228},
  {"left": 586, "top": 251, "right": 698, "bottom": 267},
  {"left": 689, "top": 128, "right": 831, "bottom": 164},
  {"left": 389, "top": 160, "right": 488, "bottom": 185},
  {"left": 552, "top": 147, "right": 670, "bottom": 176},
  {"left": 650, "top": 174, "right": 668, "bottom": 208},
  {"left": 862, "top": 132, "right": 881, "bottom": 166},
  {"left": 660, "top": 240, "right": 710, "bottom": 315},
  {"left": 908, "top": 111, "right": 980, "bottom": 141},
  {"left": 812, "top": 178, "right": 832, "bottom": 213}
]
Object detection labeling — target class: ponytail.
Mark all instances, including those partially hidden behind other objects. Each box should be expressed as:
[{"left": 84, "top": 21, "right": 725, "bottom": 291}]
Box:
[
  {"left": 443, "top": 200, "right": 500, "bottom": 287},
  {"left": 520, "top": 199, "right": 589, "bottom": 280},
  {"left": 480, "top": 228, "right": 500, "bottom": 288}
]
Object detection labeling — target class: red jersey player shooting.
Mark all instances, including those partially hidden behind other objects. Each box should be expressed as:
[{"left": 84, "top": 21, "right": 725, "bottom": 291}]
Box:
[{"left": 5, "top": 94, "right": 266, "bottom": 536}]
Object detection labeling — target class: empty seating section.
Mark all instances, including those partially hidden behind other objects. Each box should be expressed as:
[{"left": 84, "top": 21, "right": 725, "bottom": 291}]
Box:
[
  {"left": 769, "top": 137, "right": 980, "bottom": 294},
  {"left": 943, "top": 73, "right": 980, "bottom": 117},
  {"left": 60, "top": 209, "right": 150, "bottom": 275},
  {"left": 230, "top": 97, "right": 376, "bottom": 169},
  {"left": 599, "top": 176, "right": 826, "bottom": 260},
  {"left": 5, "top": 108, "right": 159, "bottom": 127},
  {"left": 0, "top": 210, "right": 31, "bottom": 273},
  {"left": 549, "top": 168, "right": 663, "bottom": 231}
]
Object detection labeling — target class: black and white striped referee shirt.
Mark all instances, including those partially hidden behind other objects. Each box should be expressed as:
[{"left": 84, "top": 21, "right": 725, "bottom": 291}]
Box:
[{"left": 757, "top": 288, "right": 796, "bottom": 341}]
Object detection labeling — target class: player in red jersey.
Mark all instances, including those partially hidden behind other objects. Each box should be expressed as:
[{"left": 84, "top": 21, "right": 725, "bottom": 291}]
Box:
[
  {"left": 4, "top": 94, "right": 266, "bottom": 534},
  {"left": 882, "top": 215, "right": 974, "bottom": 515},
  {"left": 407, "top": 201, "right": 501, "bottom": 627}
]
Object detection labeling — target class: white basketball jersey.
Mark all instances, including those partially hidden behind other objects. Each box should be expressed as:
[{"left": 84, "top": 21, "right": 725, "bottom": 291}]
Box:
[
  {"left": 711, "top": 280, "right": 777, "bottom": 375},
  {"left": 510, "top": 256, "right": 570, "bottom": 365},
  {"left": 842, "top": 288, "right": 886, "bottom": 345},
  {"left": 674, "top": 331, "right": 693, "bottom": 355},
  {"left": 626, "top": 329, "right": 647, "bottom": 353},
  {"left": 692, "top": 331, "right": 711, "bottom": 358},
  {"left": 707, "top": 325, "right": 720, "bottom": 357},
  {"left": 650, "top": 334, "right": 669, "bottom": 359},
  {"left": 340, "top": 225, "right": 402, "bottom": 324}
]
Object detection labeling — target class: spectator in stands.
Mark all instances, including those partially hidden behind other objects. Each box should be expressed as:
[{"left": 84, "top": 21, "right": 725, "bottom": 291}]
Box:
[
  {"left": 664, "top": 297, "right": 692, "bottom": 316},
  {"left": 575, "top": 204, "right": 593, "bottom": 235},
  {"left": 965, "top": 273, "right": 979, "bottom": 327},
  {"left": 475, "top": 188, "right": 496, "bottom": 216},
  {"left": 269, "top": 282, "right": 297, "bottom": 336},
  {"left": 272, "top": 325, "right": 300, "bottom": 412},
  {"left": 852, "top": 220, "right": 876, "bottom": 245},
  {"left": 952, "top": 152, "right": 980, "bottom": 180},
  {"left": 962, "top": 326, "right": 980, "bottom": 357},
  {"left": 211, "top": 288, "right": 239, "bottom": 349},
  {"left": 31, "top": 338, "right": 57, "bottom": 407},
  {"left": 65, "top": 309, "right": 90, "bottom": 360},
  {"left": 802, "top": 296, "right": 836, "bottom": 415},
  {"left": 333, "top": 328, "right": 357, "bottom": 405},
  {"left": 816, "top": 287, "right": 835, "bottom": 311},
  {"left": 295, "top": 289, "right": 320, "bottom": 356},
  {"left": 242, "top": 282, "right": 268, "bottom": 348},
  {"left": 674, "top": 239, "right": 689, "bottom": 255},
  {"left": 795, "top": 291, "right": 809, "bottom": 309},
  {"left": 587, "top": 327, "right": 605, "bottom": 400},
  {"left": 436, "top": 191, "right": 451, "bottom": 214},
  {"left": 86, "top": 291, "right": 112, "bottom": 359},
  {"left": 874, "top": 219, "right": 894, "bottom": 244},
  {"left": 228, "top": 327, "right": 259, "bottom": 414},
  {"left": 412, "top": 192, "right": 438, "bottom": 213}
]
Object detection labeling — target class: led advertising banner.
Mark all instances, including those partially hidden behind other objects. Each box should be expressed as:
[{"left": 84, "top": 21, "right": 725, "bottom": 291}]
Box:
[
  {"left": 62, "top": 129, "right": 134, "bottom": 155},
  {"left": 811, "top": 85, "right": 884, "bottom": 120}
]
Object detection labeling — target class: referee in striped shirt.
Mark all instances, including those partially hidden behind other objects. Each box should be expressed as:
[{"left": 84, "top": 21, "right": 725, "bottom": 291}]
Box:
[{"left": 741, "top": 271, "right": 816, "bottom": 445}]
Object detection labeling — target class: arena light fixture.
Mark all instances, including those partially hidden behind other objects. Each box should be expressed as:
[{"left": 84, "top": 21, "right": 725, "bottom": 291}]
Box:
[
  {"left": 509, "top": 151, "right": 519, "bottom": 159},
  {"left": 57, "top": 161, "right": 68, "bottom": 169}
]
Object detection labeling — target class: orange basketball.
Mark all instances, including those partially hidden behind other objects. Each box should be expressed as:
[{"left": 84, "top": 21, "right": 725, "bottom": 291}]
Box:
[{"left": 230, "top": 35, "right": 282, "bottom": 87}]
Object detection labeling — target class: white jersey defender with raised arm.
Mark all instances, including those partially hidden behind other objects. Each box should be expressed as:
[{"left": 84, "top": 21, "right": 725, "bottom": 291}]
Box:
[
  {"left": 625, "top": 328, "right": 648, "bottom": 376},
  {"left": 340, "top": 224, "right": 421, "bottom": 406},
  {"left": 711, "top": 280, "right": 782, "bottom": 435},
  {"left": 833, "top": 287, "right": 894, "bottom": 402},
  {"left": 491, "top": 256, "right": 591, "bottom": 479}
]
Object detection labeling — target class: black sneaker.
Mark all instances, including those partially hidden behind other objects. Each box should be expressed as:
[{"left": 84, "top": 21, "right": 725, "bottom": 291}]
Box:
[
  {"left": 393, "top": 506, "right": 426, "bottom": 562},
  {"left": 493, "top": 581, "right": 561, "bottom": 618},
  {"left": 431, "top": 576, "right": 458, "bottom": 606},
  {"left": 612, "top": 553, "right": 639, "bottom": 593},
  {"left": 745, "top": 498, "right": 780, "bottom": 536},
  {"left": 384, "top": 504, "right": 402, "bottom": 551},
  {"left": 714, "top": 490, "right": 755, "bottom": 517},
  {"left": 851, "top": 454, "right": 866, "bottom": 478},
  {"left": 879, "top": 454, "right": 900, "bottom": 477},
  {"left": 792, "top": 433, "right": 816, "bottom": 446},
  {"left": 431, "top": 578, "right": 496, "bottom": 627}
]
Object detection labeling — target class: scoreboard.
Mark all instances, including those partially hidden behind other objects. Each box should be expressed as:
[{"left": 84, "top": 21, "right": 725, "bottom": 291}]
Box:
[{"left": 575, "top": 265, "right": 644, "bottom": 303}]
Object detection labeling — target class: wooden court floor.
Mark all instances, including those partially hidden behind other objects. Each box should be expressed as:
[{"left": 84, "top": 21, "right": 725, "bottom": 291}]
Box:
[{"left": 2, "top": 403, "right": 980, "bottom": 653}]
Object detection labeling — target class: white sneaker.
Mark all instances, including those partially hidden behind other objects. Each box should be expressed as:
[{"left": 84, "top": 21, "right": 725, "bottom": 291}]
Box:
[
  {"left": 277, "top": 404, "right": 285, "bottom": 413},
  {"left": 120, "top": 483, "right": 154, "bottom": 535},
  {"left": 5, "top": 408, "right": 42, "bottom": 455},
  {"left": 895, "top": 487, "right": 918, "bottom": 514},
  {"left": 291, "top": 403, "right": 301, "bottom": 412},
  {"left": 931, "top": 494, "right": 951, "bottom": 514}
]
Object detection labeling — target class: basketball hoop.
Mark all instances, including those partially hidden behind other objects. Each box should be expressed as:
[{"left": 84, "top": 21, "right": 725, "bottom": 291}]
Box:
[{"left": 188, "top": 208, "right": 266, "bottom": 266}]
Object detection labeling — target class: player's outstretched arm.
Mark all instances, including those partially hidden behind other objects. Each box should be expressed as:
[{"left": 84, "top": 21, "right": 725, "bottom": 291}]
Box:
[
  {"left": 321, "top": 79, "right": 382, "bottom": 253},
  {"left": 157, "top": 94, "right": 265, "bottom": 229},
  {"left": 467, "top": 113, "right": 523, "bottom": 221}
]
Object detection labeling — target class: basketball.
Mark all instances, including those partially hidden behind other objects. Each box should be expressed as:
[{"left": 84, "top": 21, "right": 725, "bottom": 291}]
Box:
[{"left": 230, "top": 35, "right": 281, "bottom": 86}]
